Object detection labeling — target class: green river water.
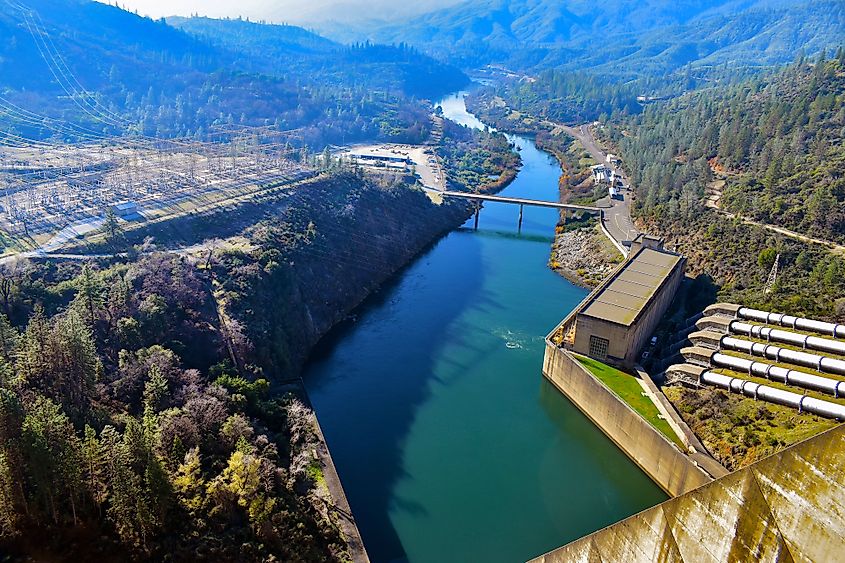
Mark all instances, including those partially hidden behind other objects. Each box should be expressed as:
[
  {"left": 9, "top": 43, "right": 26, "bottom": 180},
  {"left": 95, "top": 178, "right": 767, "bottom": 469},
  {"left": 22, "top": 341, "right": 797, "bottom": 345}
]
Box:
[{"left": 304, "top": 92, "right": 666, "bottom": 563}]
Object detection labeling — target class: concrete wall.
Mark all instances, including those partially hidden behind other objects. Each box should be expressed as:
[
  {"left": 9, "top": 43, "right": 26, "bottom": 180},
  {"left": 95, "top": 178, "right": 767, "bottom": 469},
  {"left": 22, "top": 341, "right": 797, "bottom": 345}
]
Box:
[
  {"left": 542, "top": 345, "right": 712, "bottom": 497},
  {"left": 624, "top": 259, "right": 685, "bottom": 365},
  {"left": 570, "top": 257, "right": 685, "bottom": 368},
  {"left": 529, "top": 423, "right": 845, "bottom": 563},
  {"left": 572, "top": 316, "right": 630, "bottom": 363}
]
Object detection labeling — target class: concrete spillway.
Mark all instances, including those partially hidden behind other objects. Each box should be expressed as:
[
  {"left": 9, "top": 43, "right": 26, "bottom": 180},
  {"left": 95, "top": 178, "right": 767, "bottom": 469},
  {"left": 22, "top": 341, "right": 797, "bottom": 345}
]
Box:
[{"left": 531, "top": 424, "right": 845, "bottom": 562}]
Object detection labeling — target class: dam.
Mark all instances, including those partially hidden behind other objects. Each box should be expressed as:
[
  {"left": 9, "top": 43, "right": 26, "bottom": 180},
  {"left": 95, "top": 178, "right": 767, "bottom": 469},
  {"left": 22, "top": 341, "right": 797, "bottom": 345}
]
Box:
[{"left": 303, "top": 92, "right": 666, "bottom": 562}]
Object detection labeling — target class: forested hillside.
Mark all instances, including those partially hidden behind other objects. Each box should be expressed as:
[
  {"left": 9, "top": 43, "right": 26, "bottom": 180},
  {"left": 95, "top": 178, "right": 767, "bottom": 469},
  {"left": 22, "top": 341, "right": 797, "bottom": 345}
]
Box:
[
  {"left": 335, "top": 0, "right": 845, "bottom": 76},
  {"left": 604, "top": 49, "right": 845, "bottom": 319},
  {"left": 168, "top": 17, "right": 467, "bottom": 99},
  {"left": 500, "top": 71, "right": 643, "bottom": 124},
  {"left": 616, "top": 50, "right": 845, "bottom": 244},
  {"left": 0, "top": 253, "right": 345, "bottom": 561},
  {"left": 0, "top": 0, "right": 465, "bottom": 144},
  {"left": 0, "top": 170, "right": 473, "bottom": 560}
]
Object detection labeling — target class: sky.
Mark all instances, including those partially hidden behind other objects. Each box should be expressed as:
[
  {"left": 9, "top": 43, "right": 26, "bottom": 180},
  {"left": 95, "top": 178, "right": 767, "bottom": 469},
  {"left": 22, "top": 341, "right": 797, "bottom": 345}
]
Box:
[
  {"left": 105, "top": 0, "right": 462, "bottom": 24},
  {"left": 107, "top": 0, "right": 287, "bottom": 20}
]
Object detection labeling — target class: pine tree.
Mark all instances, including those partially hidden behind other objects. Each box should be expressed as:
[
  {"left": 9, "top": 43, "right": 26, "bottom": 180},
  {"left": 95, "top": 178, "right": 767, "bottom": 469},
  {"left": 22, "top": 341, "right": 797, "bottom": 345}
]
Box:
[
  {"left": 105, "top": 274, "right": 131, "bottom": 332},
  {"left": 81, "top": 425, "right": 107, "bottom": 515},
  {"left": 0, "top": 314, "right": 18, "bottom": 364},
  {"left": 0, "top": 388, "right": 24, "bottom": 529},
  {"left": 15, "top": 306, "right": 50, "bottom": 388},
  {"left": 75, "top": 265, "right": 104, "bottom": 327},
  {"left": 143, "top": 364, "right": 168, "bottom": 412},
  {"left": 20, "top": 396, "right": 82, "bottom": 525},
  {"left": 101, "top": 425, "right": 154, "bottom": 549},
  {"left": 0, "top": 452, "right": 19, "bottom": 537},
  {"left": 103, "top": 213, "right": 124, "bottom": 252},
  {"left": 53, "top": 311, "right": 100, "bottom": 415}
]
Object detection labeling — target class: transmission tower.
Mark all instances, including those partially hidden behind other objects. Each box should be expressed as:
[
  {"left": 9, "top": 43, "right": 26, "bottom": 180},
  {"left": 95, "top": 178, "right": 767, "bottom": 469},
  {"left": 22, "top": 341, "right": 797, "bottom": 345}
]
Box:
[{"left": 764, "top": 253, "right": 780, "bottom": 294}]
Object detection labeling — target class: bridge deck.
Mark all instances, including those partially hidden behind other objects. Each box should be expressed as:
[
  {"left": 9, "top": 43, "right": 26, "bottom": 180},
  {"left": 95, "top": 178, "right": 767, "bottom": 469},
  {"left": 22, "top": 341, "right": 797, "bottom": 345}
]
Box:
[{"left": 439, "top": 190, "right": 601, "bottom": 212}]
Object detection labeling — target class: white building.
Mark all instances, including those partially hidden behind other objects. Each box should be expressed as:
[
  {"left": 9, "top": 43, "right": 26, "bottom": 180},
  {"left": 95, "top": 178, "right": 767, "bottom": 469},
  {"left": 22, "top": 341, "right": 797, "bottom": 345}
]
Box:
[
  {"left": 606, "top": 154, "right": 622, "bottom": 167},
  {"left": 591, "top": 164, "right": 611, "bottom": 184}
]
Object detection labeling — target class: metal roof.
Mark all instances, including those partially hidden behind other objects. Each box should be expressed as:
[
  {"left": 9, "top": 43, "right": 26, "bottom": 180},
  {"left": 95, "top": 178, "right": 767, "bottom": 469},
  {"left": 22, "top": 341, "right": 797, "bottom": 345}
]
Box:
[{"left": 580, "top": 247, "right": 682, "bottom": 326}]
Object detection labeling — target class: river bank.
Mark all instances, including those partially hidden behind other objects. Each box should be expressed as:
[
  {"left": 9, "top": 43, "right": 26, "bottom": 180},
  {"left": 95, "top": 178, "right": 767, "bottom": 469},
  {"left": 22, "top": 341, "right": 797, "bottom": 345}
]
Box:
[
  {"left": 462, "top": 90, "right": 621, "bottom": 288},
  {"left": 304, "top": 91, "right": 666, "bottom": 563},
  {"left": 549, "top": 225, "right": 621, "bottom": 287}
]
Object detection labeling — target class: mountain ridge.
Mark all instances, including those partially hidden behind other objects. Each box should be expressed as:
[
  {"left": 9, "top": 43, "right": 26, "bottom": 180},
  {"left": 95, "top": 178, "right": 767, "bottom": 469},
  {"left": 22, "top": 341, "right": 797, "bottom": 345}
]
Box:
[{"left": 308, "top": 0, "right": 844, "bottom": 76}]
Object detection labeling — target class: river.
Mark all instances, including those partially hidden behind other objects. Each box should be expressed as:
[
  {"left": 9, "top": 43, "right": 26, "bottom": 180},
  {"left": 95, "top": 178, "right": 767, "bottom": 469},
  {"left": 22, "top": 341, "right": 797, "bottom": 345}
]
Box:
[{"left": 304, "top": 92, "right": 666, "bottom": 563}]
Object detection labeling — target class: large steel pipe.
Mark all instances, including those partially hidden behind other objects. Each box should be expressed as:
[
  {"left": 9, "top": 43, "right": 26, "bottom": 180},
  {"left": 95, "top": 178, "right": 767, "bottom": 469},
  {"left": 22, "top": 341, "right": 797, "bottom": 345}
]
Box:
[
  {"left": 729, "top": 321, "right": 845, "bottom": 357},
  {"left": 720, "top": 336, "right": 845, "bottom": 376},
  {"left": 700, "top": 371, "right": 845, "bottom": 420},
  {"left": 711, "top": 352, "right": 845, "bottom": 397},
  {"left": 738, "top": 307, "right": 845, "bottom": 339}
]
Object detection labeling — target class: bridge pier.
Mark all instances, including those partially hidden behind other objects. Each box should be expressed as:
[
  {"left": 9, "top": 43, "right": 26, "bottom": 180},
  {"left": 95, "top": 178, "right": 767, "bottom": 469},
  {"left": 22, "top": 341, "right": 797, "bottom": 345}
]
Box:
[
  {"left": 474, "top": 205, "right": 480, "bottom": 230},
  {"left": 518, "top": 204, "right": 523, "bottom": 232}
]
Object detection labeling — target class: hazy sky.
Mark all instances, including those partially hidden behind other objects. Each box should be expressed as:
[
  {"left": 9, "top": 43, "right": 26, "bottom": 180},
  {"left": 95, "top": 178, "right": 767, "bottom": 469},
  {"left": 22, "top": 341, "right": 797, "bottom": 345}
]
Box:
[
  {"left": 104, "top": 0, "right": 461, "bottom": 24},
  {"left": 106, "top": 0, "right": 280, "bottom": 20}
]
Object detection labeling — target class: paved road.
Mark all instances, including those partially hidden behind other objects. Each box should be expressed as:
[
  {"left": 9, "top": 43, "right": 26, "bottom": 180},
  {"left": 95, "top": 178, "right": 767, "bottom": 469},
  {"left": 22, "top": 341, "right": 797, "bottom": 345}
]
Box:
[
  {"left": 560, "top": 124, "right": 605, "bottom": 166},
  {"left": 558, "top": 123, "right": 640, "bottom": 246},
  {"left": 601, "top": 197, "right": 638, "bottom": 245}
]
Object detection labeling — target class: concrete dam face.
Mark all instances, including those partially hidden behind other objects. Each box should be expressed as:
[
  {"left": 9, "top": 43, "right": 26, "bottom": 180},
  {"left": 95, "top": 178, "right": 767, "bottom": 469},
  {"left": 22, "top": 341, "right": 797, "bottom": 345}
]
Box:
[{"left": 530, "top": 423, "right": 845, "bottom": 562}]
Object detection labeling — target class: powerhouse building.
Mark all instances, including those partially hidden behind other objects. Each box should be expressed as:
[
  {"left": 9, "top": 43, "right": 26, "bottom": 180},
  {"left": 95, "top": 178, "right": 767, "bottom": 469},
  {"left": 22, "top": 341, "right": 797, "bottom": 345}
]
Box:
[{"left": 565, "top": 236, "right": 685, "bottom": 367}]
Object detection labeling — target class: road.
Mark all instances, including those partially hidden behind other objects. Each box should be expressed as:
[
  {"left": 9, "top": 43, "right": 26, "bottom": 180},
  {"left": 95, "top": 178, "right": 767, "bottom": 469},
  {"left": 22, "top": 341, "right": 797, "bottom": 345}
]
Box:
[
  {"left": 601, "top": 197, "right": 638, "bottom": 246},
  {"left": 559, "top": 124, "right": 605, "bottom": 167},
  {"left": 704, "top": 198, "right": 845, "bottom": 255},
  {"left": 556, "top": 123, "right": 640, "bottom": 247}
]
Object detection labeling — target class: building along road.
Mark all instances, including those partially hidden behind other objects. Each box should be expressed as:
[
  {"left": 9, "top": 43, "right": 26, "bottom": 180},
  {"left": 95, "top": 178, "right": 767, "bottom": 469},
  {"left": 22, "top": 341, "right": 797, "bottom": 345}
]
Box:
[{"left": 557, "top": 123, "right": 639, "bottom": 246}]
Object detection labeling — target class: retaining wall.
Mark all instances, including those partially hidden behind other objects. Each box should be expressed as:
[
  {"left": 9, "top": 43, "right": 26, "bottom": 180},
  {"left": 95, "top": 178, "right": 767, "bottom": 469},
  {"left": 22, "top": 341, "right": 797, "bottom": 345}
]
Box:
[
  {"left": 529, "top": 423, "right": 845, "bottom": 563},
  {"left": 542, "top": 344, "right": 712, "bottom": 497}
]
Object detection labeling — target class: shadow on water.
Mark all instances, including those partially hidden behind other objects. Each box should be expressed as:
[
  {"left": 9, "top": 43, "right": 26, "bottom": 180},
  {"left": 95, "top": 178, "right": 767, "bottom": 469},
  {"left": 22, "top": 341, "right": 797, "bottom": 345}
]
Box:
[
  {"left": 305, "top": 230, "right": 488, "bottom": 561},
  {"left": 305, "top": 91, "right": 667, "bottom": 563},
  {"left": 456, "top": 225, "right": 555, "bottom": 244},
  {"left": 536, "top": 379, "right": 670, "bottom": 545}
]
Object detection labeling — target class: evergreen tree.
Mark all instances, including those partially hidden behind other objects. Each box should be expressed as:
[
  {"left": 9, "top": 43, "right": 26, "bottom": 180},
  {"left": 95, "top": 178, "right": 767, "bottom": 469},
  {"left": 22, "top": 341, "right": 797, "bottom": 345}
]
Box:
[
  {"left": 101, "top": 425, "right": 156, "bottom": 549},
  {"left": 15, "top": 306, "right": 50, "bottom": 391},
  {"left": 81, "top": 425, "right": 108, "bottom": 515},
  {"left": 0, "top": 452, "right": 20, "bottom": 536},
  {"left": 75, "top": 265, "right": 104, "bottom": 327},
  {"left": 0, "top": 314, "right": 18, "bottom": 364},
  {"left": 143, "top": 364, "right": 169, "bottom": 412},
  {"left": 20, "top": 396, "right": 83, "bottom": 525},
  {"left": 52, "top": 311, "right": 101, "bottom": 416}
]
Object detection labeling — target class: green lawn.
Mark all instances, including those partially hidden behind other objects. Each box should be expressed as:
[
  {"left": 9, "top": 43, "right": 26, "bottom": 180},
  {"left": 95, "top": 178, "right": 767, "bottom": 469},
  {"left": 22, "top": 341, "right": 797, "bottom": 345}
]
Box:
[{"left": 574, "top": 354, "right": 683, "bottom": 447}]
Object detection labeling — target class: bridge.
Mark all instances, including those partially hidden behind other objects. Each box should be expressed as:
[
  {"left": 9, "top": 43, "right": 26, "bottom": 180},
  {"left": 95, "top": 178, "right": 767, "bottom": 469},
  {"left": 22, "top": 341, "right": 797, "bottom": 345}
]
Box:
[
  {"left": 435, "top": 190, "right": 603, "bottom": 232},
  {"left": 439, "top": 191, "right": 601, "bottom": 212}
]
